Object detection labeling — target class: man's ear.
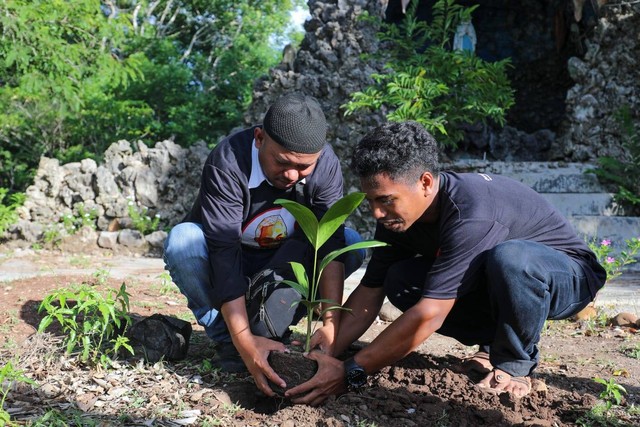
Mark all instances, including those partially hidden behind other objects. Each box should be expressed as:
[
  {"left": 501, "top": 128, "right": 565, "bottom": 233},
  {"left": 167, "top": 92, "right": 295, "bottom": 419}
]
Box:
[
  {"left": 254, "top": 127, "right": 264, "bottom": 148},
  {"left": 420, "top": 172, "right": 437, "bottom": 195}
]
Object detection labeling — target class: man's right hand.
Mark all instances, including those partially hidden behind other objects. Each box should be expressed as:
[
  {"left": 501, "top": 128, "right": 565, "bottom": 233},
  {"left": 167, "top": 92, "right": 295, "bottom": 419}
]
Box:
[
  {"left": 221, "top": 296, "right": 288, "bottom": 396},
  {"left": 234, "top": 334, "right": 287, "bottom": 396}
]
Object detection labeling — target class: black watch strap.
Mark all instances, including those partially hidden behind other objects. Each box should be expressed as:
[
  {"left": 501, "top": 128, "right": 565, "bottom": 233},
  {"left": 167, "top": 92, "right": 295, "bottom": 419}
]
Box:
[{"left": 344, "top": 357, "right": 367, "bottom": 391}]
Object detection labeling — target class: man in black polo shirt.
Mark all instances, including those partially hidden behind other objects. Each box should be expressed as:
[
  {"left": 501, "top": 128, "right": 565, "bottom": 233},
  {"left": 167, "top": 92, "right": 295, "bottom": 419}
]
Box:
[
  {"left": 164, "top": 93, "right": 363, "bottom": 397},
  {"left": 285, "top": 121, "right": 606, "bottom": 404}
]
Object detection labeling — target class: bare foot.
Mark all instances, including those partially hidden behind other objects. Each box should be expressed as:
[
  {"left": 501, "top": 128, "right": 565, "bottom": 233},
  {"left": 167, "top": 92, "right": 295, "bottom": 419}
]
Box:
[
  {"left": 452, "top": 351, "right": 493, "bottom": 375},
  {"left": 477, "top": 369, "right": 531, "bottom": 398}
]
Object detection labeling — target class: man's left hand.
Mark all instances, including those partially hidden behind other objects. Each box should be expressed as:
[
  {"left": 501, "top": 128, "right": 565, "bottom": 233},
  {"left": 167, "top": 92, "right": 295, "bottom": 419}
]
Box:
[
  {"left": 284, "top": 351, "right": 347, "bottom": 406},
  {"left": 308, "top": 323, "right": 337, "bottom": 355}
]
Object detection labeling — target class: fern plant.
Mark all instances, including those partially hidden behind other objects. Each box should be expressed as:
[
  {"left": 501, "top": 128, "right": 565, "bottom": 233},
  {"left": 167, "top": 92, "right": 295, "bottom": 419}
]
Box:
[
  {"left": 344, "top": 0, "right": 514, "bottom": 149},
  {"left": 275, "top": 192, "right": 387, "bottom": 352}
]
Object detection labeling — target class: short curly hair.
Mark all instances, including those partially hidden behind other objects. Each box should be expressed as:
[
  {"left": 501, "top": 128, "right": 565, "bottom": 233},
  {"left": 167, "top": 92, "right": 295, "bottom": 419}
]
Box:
[{"left": 350, "top": 121, "right": 440, "bottom": 183}]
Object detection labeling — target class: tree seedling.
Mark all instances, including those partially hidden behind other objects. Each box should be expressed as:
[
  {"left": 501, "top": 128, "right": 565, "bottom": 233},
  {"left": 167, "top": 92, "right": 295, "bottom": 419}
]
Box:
[{"left": 275, "top": 192, "right": 388, "bottom": 353}]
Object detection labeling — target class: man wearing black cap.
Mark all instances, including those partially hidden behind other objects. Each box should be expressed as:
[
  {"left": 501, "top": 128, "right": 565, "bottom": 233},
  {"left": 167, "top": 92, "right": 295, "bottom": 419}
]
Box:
[{"left": 163, "top": 92, "right": 364, "bottom": 396}]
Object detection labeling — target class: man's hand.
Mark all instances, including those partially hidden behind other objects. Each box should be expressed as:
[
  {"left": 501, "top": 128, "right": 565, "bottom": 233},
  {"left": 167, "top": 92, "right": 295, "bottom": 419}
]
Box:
[
  {"left": 221, "top": 297, "right": 288, "bottom": 396},
  {"left": 308, "top": 323, "right": 337, "bottom": 355},
  {"left": 235, "top": 335, "right": 287, "bottom": 396},
  {"left": 284, "top": 351, "right": 346, "bottom": 406}
]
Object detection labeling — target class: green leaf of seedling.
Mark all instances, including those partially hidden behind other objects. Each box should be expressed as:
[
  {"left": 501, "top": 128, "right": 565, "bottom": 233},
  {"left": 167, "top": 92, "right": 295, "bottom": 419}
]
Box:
[
  {"left": 316, "top": 192, "right": 366, "bottom": 248},
  {"left": 282, "top": 279, "right": 308, "bottom": 300},
  {"left": 289, "top": 262, "right": 309, "bottom": 287},
  {"left": 275, "top": 198, "right": 319, "bottom": 248},
  {"left": 319, "top": 240, "right": 389, "bottom": 272}
]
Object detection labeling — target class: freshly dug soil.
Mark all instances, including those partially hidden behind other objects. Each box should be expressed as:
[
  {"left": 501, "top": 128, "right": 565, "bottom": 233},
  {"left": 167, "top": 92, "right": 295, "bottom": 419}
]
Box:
[{"left": 268, "top": 350, "right": 318, "bottom": 396}]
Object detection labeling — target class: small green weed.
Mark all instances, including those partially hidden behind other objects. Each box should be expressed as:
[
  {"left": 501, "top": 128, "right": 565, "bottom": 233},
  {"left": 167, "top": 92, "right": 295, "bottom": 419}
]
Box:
[
  {"left": 60, "top": 203, "right": 98, "bottom": 234},
  {"left": 42, "top": 225, "right": 63, "bottom": 248},
  {"left": 29, "top": 407, "right": 98, "bottom": 427},
  {"left": 621, "top": 343, "right": 640, "bottom": 359},
  {"left": 576, "top": 377, "right": 628, "bottom": 426},
  {"left": 127, "top": 200, "right": 160, "bottom": 235},
  {"left": 595, "top": 377, "right": 627, "bottom": 413},
  {"left": 91, "top": 268, "right": 111, "bottom": 286},
  {"left": 38, "top": 283, "right": 134, "bottom": 365},
  {"left": 583, "top": 310, "right": 611, "bottom": 334},
  {"left": 153, "top": 271, "right": 178, "bottom": 295},
  {"left": 1, "top": 361, "right": 36, "bottom": 426},
  {"left": 222, "top": 401, "right": 242, "bottom": 416}
]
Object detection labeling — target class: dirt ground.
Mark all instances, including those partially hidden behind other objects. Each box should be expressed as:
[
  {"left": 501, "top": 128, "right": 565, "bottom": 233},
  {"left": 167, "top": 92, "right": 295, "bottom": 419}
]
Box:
[{"left": 1, "top": 241, "right": 640, "bottom": 426}]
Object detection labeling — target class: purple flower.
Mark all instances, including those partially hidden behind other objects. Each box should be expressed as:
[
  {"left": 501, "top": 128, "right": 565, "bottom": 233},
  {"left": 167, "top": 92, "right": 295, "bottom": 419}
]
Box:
[
  {"left": 601, "top": 239, "right": 611, "bottom": 246},
  {"left": 606, "top": 256, "right": 615, "bottom": 264}
]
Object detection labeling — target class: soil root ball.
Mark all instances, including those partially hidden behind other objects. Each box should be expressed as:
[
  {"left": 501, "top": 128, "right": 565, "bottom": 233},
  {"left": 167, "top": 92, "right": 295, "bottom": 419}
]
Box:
[{"left": 268, "top": 350, "right": 318, "bottom": 396}]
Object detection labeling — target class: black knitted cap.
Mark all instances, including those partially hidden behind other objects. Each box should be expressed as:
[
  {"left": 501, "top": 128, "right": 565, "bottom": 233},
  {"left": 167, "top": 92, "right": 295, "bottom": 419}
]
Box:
[{"left": 263, "top": 92, "right": 327, "bottom": 154}]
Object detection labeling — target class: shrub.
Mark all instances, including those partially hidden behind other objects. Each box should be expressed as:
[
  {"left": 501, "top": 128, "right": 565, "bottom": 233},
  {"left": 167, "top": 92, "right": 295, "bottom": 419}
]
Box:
[
  {"left": 343, "top": 0, "right": 514, "bottom": 149},
  {"left": 38, "top": 283, "right": 133, "bottom": 365},
  {"left": 0, "top": 188, "right": 25, "bottom": 235},
  {"left": 127, "top": 201, "right": 161, "bottom": 235},
  {"left": 588, "top": 237, "right": 640, "bottom": 281},
  {"left": 589, "top": 105, "right": 640, "bottom": 215}
]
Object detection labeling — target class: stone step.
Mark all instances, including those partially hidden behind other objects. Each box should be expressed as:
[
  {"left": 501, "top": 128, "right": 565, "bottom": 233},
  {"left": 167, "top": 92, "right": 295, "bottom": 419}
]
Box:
[
  {"left": 569, "top": 215, "right": 640, "bottom": 243},
  {"left": 452, "top": 160, "right": 606, "bottom": 193},
  {"left": 542, "top": 193, "right": 617, "bottom": 216},
  {"left": 514, "top": 172, "right": 605, "bottom": 193}
]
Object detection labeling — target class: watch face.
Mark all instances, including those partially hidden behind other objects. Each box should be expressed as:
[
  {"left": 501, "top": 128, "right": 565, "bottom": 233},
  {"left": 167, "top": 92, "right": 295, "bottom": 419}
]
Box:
[{"left": 347, "top": 368, "right": 367, "bottom": 389}]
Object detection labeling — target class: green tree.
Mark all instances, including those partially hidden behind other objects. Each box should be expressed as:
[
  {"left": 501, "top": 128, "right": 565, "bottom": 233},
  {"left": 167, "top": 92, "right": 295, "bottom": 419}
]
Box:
[
  {"left": 344, "top": 0, "right": 514, "bottom": 149},
  {"left": 0, "top": 0, "right": 143, "bottom": 190},
  {"left": 0, "top": 0, "right": 302, "bottom": 193}
]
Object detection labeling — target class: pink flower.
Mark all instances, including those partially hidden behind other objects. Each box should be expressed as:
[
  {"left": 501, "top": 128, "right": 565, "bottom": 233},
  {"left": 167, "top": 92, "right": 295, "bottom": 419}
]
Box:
[
  {"left": 601, "top": 239, "right": 611, "bottom": 246},
  {"left": 606, "top": 256, "right": 615, "bottom": 264}
]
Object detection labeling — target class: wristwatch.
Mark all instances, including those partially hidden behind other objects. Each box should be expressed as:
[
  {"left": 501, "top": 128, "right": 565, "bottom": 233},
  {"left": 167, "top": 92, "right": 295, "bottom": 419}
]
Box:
[{"left": 344, "top": 357, "right": 367, "bottom": 391}]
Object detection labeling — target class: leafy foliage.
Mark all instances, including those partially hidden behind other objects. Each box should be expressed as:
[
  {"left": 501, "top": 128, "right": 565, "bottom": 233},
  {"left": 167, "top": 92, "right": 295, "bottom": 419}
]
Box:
[
  {"left": 38, "top": 282, "right": 134, "bottom": 366},
  {"left": 0, "top": 188, "right": 25, "bottom": 235},
  {"left": 0, "top": 0, "right": 143, "bottom": 190},
  {"left": 588, "top": 105, "right": 640, "bottom": 215},
  {"left": 275, "top": 193, "right": 387, "bottom": 352},
  {"left": 595, "top": 377, "right": 627, "bottom": 408},
  {"left": 0, "top": 361, "right": 36, "bottom": 426},
  {"left": 0, "top": 0, "right": 302, "bottom": 193},
  {"left": 588, "top": 237, "right": 640, "bottom": 281},
  {"left": 343, "top": 0, "right": 514, "bottom": 149},
  {"left": 127, "top": 200, "right": 161, "bottom": 235}
]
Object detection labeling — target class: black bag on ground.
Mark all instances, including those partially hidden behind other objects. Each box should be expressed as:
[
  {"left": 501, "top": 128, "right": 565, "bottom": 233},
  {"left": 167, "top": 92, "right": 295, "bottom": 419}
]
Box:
[
  {"left": 246, "top": 267, "right": 306, "bottom": 340},
  {"left": 126, "top": 313, "right": 192, "bottom": 363}
]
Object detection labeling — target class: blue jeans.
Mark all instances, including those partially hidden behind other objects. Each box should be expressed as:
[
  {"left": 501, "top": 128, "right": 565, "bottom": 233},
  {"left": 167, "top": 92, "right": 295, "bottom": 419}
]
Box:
[
  {"left": 163, "top": 222, "right": 365, "bottom": 341},
  {"left": 383, "top": 240, "right": 603, "bottom": 377}
]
